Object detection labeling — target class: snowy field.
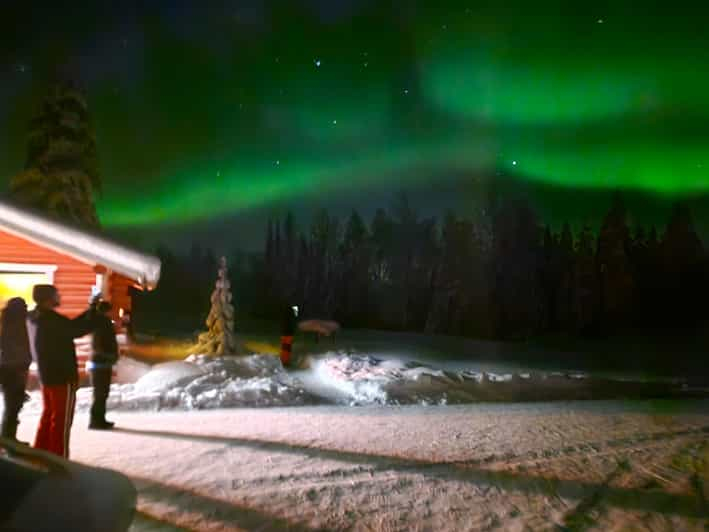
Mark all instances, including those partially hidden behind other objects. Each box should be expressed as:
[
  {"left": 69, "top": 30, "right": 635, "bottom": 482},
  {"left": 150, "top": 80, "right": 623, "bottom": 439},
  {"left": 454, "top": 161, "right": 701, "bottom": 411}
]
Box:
[{"left": 13, "top": 400, "right": 709, "bottom": 531}]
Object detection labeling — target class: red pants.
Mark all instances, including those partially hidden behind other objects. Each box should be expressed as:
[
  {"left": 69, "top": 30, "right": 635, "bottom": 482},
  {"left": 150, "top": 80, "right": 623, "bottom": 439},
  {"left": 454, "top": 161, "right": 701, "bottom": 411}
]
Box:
[
  {"left": 34, "top": 382, "right": 77, "bottom": 458},
  {"left": 280, "top": 336, "right": 293, "bottom": 366}
]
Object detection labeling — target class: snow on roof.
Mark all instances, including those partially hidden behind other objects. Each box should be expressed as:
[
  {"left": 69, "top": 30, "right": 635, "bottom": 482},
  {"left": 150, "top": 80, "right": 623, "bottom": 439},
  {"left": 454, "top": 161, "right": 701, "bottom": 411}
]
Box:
[{"left": 0, "top": 200, "right": 161, "bottom": 290}]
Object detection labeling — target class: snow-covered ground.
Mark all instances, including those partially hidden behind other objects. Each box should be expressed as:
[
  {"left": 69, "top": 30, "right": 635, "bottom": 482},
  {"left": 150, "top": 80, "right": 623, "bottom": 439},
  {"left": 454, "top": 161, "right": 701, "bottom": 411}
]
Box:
[
  {"left": 7, "top": 349, "right": 708, "bottom": 530},
  {"left": 13, "top": 400, "right": 709, "bottom": 531}
]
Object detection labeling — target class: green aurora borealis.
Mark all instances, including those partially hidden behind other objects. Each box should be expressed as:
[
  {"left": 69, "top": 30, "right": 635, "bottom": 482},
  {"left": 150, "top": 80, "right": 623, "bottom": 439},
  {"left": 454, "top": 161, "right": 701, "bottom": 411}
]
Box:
[{"left": 2, "top": 1, "right": 709, "bottom": 236}]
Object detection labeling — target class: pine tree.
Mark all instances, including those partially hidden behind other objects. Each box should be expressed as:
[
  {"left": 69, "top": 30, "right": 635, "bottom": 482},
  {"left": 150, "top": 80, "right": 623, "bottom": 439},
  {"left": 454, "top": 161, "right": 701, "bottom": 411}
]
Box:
[
  {"left": 555, "top": 222, "right": 575, "bottom": 330},
  {"left": 426, "top": 211, "right": 463, "bottom": 335},
  {"left": 659, "top": 202, "right": 705, "bottom": 326},
  {"left": 338, "top": 210, "right": 370, "bottom": 326},
  {"left": 265, "top": 219, "right": 274, "bottom": 267},
  {"left": 283, "top": 211, "right": 296, "bottom": 265},
  {"left": 596, "top": 193, "right": 634, "bottom": 331},
  {"left": 274, "top": 219, "right": 282, "bottom": 265},
  {"left": 10, "top": 82, "right": 100, "bottom": 226},
  {"left": 194, "top": 257, "right": 237, "bottom": 356},
  {"left": 282, "top": 212, "right": 297, "bottom": 298},
  {"left": 661, "top": 202, "right": 703, "bottom": 267},
  {"left": 573, "top": 224, "right": 597, "bottom": 334},
  {"left": 370, "top": 208, "right": 393, "bottom": 283},
  {"left": 491, "top": 200, "right": 543, "bottom": 339},
  {"left": 540, "top": 225, "right": 561, "bottom": 331}
]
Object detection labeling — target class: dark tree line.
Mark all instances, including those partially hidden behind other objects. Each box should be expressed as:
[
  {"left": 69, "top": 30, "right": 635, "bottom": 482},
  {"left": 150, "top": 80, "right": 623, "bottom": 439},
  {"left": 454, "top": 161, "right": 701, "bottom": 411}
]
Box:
[{"left": 138, "top": 193, "right": 709, "bottom": 341}]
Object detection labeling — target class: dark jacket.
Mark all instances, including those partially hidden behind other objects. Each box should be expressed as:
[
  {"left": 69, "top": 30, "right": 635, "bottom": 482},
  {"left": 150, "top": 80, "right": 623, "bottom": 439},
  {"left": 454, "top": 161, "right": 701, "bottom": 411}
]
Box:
[
  {"left": 91, "top": 314, "right": 118, "bottom": 366},
  {"left": 281, "top": 306, "right": 297, "bottom": 336},
  {"left": 0, "top": 319, "right": 31, "bottom": 370},
  {"left": 35, "top": 308, "right": 95, "bottom": 386}
]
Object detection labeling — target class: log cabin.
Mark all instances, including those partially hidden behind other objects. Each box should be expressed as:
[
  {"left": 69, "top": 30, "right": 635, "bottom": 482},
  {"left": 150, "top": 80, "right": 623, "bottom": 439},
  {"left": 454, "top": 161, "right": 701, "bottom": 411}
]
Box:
[{"left": 0, "top": 200, "right": 161, "bottom": 379}]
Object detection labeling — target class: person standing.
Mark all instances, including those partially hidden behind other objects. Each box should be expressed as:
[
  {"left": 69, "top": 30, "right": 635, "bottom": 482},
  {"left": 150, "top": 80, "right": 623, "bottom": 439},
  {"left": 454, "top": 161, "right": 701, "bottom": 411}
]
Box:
[
  {"left": 88, "top": 300, "right": 118, "bottom": 430},
  {"left": 0, "top": 298, "right": 32, "bottom": 442},
  {"left": 280, "top": 304, "right": 298, "bottom": 368},
  {"left": 32, "top": 285, "right": 95, "bottom": 458}
]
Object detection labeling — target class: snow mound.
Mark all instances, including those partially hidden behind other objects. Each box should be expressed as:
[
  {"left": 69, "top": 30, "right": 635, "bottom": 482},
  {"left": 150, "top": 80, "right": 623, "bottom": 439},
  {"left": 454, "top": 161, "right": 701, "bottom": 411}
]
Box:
[
  {"left": 311, "top": 352, "right": 455, "bottom": 405},
  {"left": 72, "top": 355, "right": 318, "bottom": 412},
  {"left": 9, "top": 352, "right": 696, "bottom": 415},
  {"left": 486, "top": 373, "right": 513, "bottom": 383},
  {"left": 114, "top": 357, "right": 151, "bottom": 384},
  {"left": 134, "top": 361, "right": 206, "bottom": 393},
  {"left": 461, "top": 371, "right": 484, "bottom": 382}
]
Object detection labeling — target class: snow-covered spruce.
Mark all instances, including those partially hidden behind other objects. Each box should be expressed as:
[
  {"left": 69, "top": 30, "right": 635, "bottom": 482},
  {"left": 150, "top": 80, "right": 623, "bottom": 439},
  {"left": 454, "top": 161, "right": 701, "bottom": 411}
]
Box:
[
  {"left": 192, "top": 256, "right": 237, "bottom": 356},
  {"left": 10, "top": 82, "right": 101, "bottom": 227}
]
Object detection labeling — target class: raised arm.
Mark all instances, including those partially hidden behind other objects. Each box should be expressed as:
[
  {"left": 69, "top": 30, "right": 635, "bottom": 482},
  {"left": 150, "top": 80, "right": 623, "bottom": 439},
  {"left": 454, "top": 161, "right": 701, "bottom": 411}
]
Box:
[{"left": 68, "top": 308, "right": 97, "bottom": 338}]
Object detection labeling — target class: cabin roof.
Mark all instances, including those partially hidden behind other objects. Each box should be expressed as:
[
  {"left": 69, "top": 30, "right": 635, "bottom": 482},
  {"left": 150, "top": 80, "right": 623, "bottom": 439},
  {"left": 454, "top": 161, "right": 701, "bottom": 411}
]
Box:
[{"left": 0, "top": 200, "right": 161, "bottom": 289}]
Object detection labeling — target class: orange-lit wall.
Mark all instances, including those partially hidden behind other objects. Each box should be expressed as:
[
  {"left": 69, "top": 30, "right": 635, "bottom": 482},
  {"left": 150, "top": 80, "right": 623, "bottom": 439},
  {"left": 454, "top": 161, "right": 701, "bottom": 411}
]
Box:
[
  {"left": 0, "top": 229, "right": 138, "bottom": 379},
  {"left": 109, "top": 272, "right": 135, "bottom": 318},
  {"left": 0, "top": 230, "right": 97, "bottom": 316}
]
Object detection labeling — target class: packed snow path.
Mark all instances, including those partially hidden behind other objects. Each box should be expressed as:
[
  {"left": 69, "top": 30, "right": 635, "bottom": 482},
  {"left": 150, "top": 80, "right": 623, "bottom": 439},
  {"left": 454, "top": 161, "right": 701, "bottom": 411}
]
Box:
[{"left": 15, "top": 401, "right": 709, "bottom": 531}]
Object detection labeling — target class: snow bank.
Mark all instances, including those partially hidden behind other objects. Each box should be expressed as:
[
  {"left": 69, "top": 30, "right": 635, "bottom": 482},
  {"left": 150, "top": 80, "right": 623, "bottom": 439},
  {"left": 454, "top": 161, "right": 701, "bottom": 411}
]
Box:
[
  {"left": 82, "top": 352, "right": 543, "bottom": 411},
  {"left": 7, "top": 352, "right": 700, "bottom": 415},
  {"left": 310, "top": 352, "right": 542, "bottom": 405},
  {"left": 310, "top": 352, "right": 453, "bottom": 405},
  {"left": 305, "top": 351, "right": 699, "bottom": 406},
  {"left": 133, "top": 361, "right": 205, "bottom": 393},
  {"left": 71, "top": 355, "right": 317, "bottom": 412},
  {"left": 114, "top": 357, "right": 151, "bottom": 384}
]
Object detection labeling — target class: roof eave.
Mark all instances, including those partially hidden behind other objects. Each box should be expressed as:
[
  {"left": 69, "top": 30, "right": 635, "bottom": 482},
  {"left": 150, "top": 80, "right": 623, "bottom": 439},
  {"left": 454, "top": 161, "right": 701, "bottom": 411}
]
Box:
[{"left": 0, "top": 201, "right": 161, "bottom": 288}]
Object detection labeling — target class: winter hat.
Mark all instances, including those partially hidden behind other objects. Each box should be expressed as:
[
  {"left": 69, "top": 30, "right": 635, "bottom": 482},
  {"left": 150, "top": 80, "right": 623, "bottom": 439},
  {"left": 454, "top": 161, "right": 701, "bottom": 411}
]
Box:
[{"left": 32, "top": 284, "right": 58, "bottom": 305}]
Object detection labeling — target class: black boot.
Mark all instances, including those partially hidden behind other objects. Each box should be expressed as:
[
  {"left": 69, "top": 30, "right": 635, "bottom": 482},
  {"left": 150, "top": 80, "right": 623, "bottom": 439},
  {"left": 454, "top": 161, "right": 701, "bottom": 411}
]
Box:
[
  {"left": 1, "top": 416, "right": 17, "bottom": 439},
  {"left": 1, "top": 419, "right": 28, "bottom": 444},
  {"left": 89, "top": 419, "right": 115, "bottom": 430}
]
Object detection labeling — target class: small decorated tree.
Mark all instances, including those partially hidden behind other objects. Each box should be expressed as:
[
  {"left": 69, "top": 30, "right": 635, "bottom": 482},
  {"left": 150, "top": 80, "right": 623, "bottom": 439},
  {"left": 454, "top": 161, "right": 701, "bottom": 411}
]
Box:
[{"left": 195, "top": 256, "right": 237, "bottom": 356}]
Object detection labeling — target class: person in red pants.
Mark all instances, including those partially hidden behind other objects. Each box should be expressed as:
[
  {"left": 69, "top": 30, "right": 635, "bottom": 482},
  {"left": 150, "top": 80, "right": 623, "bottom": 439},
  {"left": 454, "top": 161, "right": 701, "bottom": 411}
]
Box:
[
  {"left": 280, "top": 304, "right": 298, "bottom": 368},
  {"left": 31, "top": 285, "right": 95, "bottom": 458}
]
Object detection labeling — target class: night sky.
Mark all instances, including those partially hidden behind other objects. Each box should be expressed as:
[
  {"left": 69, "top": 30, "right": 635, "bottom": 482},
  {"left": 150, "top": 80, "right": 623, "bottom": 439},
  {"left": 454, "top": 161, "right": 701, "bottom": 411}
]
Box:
[{"left": 2, "top": 1, "right": 709, "bottom": 251}]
